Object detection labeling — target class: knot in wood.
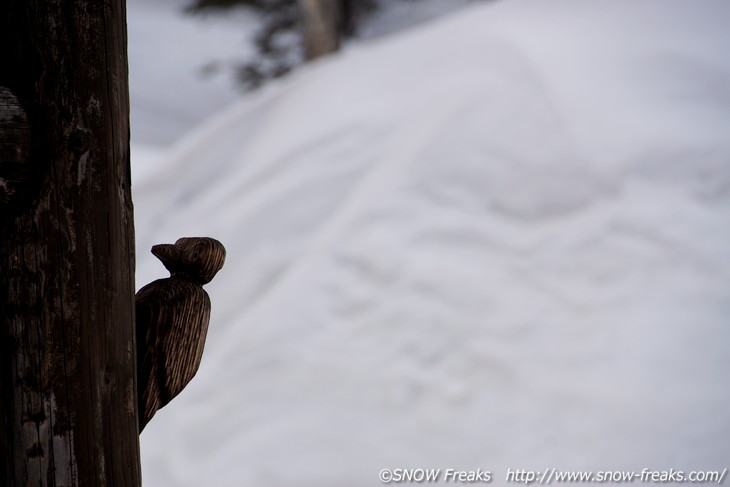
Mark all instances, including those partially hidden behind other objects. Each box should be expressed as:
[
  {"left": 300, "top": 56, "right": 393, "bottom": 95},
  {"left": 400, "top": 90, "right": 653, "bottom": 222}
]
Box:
[{"left": 68, "top": 127, "right": 92, "bottom": 155}]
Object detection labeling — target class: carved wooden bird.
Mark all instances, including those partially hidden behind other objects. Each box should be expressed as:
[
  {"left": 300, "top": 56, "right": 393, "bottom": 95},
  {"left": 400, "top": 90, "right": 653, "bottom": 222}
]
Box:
[{"left": 136, "top": 237, "right": 226, "bottom": 431}]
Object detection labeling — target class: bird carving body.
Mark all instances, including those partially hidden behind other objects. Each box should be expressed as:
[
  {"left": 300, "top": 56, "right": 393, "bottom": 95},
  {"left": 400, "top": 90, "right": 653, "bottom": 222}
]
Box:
[{"left": 136, "top": 237, "right": 226, "bottom": 431}]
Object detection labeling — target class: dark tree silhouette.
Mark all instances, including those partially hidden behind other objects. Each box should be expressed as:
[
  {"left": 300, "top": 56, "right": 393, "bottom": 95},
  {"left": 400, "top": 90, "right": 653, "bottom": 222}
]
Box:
[{"left": 187, "top": 0, "right": 376, "bottom": 89}]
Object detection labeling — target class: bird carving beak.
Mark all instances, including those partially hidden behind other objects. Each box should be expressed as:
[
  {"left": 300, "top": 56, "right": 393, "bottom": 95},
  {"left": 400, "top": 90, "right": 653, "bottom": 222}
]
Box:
[{"left": 151, "top": 243, "right": 179, "bottom": 265}]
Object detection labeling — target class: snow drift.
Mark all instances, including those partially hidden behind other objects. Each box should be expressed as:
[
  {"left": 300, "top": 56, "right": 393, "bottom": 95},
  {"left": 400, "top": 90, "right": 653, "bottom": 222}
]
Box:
[{"left": 132, "top": 0, "right": 730, "bottom": 485}]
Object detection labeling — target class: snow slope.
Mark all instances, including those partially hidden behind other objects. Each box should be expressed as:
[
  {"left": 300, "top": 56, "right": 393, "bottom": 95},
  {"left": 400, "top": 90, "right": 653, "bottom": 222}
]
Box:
[
  {"left": 127, "top": 0, "right": 252, "bottom": 147},
  {"left": 132, "top": 0, "right": 730, "bottom": 485}
]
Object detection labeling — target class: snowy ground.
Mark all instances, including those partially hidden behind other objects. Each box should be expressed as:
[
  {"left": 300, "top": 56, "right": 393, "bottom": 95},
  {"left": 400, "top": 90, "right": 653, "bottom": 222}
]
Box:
[
  {"left": 127, "top": 0, "right": 251, "bottom": 148},
  {"left": 130, "top": 0, "right": 730, "bottom": 485}
]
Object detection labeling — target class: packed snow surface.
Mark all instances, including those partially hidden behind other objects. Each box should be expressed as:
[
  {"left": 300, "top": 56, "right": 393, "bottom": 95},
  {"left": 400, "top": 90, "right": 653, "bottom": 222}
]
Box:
[{"left": 132, "top": 0, "right": 730, "bottom": 485}]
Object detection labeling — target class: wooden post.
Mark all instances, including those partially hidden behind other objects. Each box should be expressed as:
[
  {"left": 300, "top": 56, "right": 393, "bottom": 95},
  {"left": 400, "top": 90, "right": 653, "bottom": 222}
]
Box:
[{"left": 0, "top": 0, "right": 141, "bottom": 485}]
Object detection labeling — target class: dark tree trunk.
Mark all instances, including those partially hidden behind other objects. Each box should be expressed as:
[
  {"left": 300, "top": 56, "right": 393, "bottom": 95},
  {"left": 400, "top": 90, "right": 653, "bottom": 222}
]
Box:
[
  {"left": 299, "top": 0, "right": 343, "bottom": 59},
  {"left": 0, "top": 0, "right": 141, "bottom": 485}
]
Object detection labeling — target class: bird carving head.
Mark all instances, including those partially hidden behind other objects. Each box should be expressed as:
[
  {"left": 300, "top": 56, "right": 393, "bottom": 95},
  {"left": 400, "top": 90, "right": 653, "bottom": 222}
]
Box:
[{"left": 151, "top": 237, "right": 226, "bottom": 284}]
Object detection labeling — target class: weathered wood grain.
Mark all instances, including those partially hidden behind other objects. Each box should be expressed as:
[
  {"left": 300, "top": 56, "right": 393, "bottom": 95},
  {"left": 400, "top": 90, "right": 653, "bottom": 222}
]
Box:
[
  {"left": 0, "top": 0, "right": 140, "bottom": 485},
  {"left": 136, "top": 238, "right": 226, "bottom": 431},
  {"left": 0, "top": 87, "right": 32, "bottom": 206}
]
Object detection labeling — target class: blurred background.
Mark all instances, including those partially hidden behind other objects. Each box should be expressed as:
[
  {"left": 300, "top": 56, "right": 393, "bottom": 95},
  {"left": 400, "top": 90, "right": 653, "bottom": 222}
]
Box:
[{"left": 128, "top": 0, "right": 730, "bottom": 485}]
